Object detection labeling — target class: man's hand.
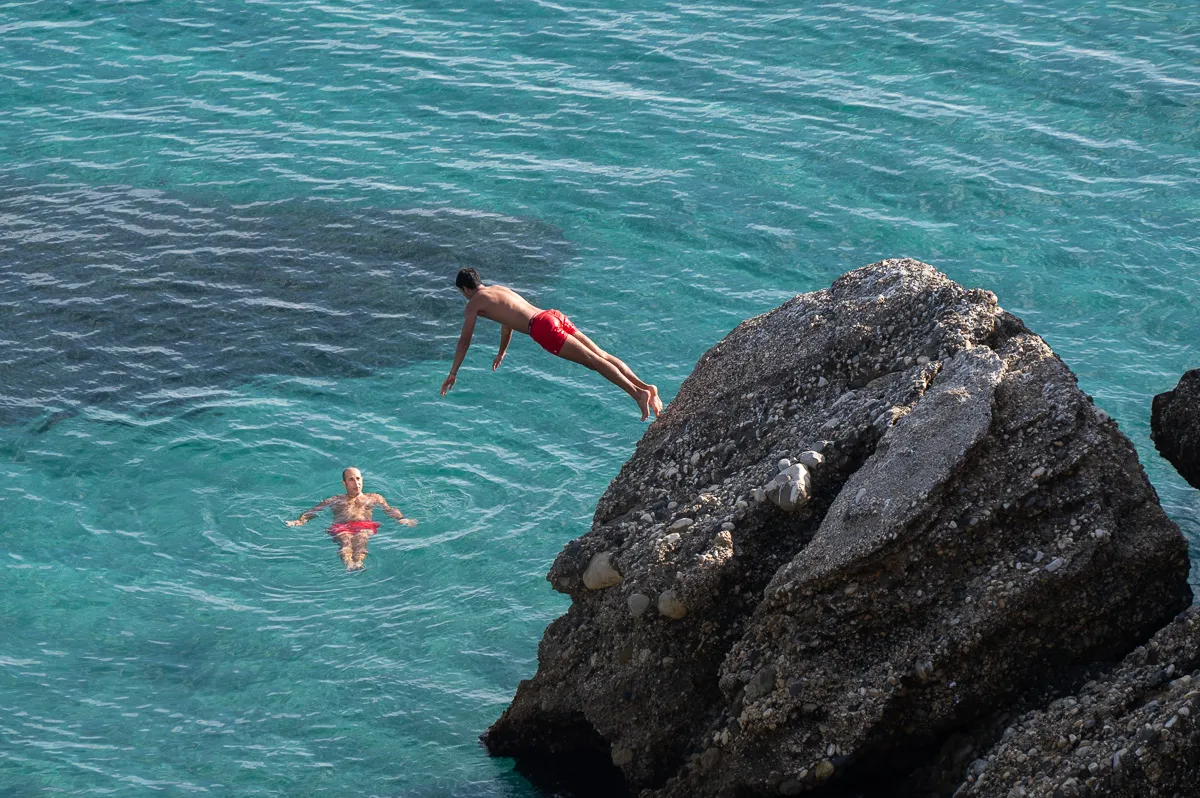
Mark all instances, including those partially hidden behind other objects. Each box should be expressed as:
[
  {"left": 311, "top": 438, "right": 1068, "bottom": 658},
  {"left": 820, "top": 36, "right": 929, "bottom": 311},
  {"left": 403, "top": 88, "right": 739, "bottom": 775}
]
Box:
[
  {"left": 400, "top": 518, "right": 418, "bottom": 527},
  {"left": 492, "top": 351, "right": 505, "bottom": 371},
  {"left": 286, "top": 519, "right": 306, "bottom": 527},
  {"left": 440, "top": 372, "right": 456, "bottom": 396}
]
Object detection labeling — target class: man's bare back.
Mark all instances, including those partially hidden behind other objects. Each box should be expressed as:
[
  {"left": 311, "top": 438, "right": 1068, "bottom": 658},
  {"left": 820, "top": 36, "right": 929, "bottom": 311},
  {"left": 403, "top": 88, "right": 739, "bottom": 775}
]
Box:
[
  {"left": 441, "top": 268, "right": 663, "bottom": 420},
  {"left": 465, "top": 284, "right": 542, "bottom": 333},
  {"left": 286, "top": 467, "right": 416, "bottom": 571}
]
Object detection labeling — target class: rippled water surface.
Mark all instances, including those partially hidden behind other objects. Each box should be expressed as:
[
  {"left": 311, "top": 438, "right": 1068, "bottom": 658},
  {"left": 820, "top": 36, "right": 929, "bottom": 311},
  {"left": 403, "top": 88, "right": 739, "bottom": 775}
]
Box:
[{"left": 2, "top": 1, "right": 1197, "bottom": 794}]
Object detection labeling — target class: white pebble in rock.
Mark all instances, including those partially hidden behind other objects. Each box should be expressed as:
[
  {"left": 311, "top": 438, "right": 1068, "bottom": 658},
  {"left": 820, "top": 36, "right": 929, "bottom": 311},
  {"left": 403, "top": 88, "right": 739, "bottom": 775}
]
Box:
[
  {"left": 582, "top": 552, "right": 622, "bottom": 590},
  {"left": 818, "top": 376, "right": 828, "bottom": 387},
  {"left": 797, "top": 450, "right": 824, "bottom": 469},
  {"left": 640, "top": 513, "right": 653, "bottom": 524},
  {"left": 765, "top": 463, "right": 811, "bottom": 512},
  {"left": 669, "top": 518, "right": 694, "bottom": 532},
  {"left": 752, "top": 488, "right": 766, "bottom": 503},
  {"left": 658, "top": 590, "right": 687, "bottom": 619},
  {"left": 777, "top": 458, "right": 792, "bottom": 472},
  {"left": 627, "top": 593, "right": 651, "bottom": 617},
  {"left": 735, "top": 499, "right": 748, "bottom": 510},
  {"left": 665, "top": 532, "right": 681, "bottom": 545},
  {"left": 721, "top": 521, "right": 735, "bottom": 531},
  {"left": 1044, "top": 557, "right": 1065, "bottom": 574},
  {"left": 667, "top": 501, "right": 678, "bottom": 511}
]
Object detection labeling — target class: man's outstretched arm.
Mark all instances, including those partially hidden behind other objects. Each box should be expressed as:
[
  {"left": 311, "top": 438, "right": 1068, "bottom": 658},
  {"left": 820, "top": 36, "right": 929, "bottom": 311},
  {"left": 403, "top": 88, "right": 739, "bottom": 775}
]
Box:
[
  {"left": 374, "top": 495, "right": 417, "bottom": 527},
  {"left": 493, "top": 325, "right": 512, "bottom": 371},
  {"left": 441, "top": 310, "right": 478, "bottom": 396},
  {"left": 287, "top": 496, "right": 337, "bottom": 526}
]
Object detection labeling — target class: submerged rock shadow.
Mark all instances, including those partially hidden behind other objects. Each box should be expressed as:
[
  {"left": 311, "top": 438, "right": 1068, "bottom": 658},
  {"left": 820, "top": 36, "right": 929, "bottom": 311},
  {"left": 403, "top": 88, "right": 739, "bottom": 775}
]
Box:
[{"left": 0, "top": 179, "right": 572, "bottom": 427}]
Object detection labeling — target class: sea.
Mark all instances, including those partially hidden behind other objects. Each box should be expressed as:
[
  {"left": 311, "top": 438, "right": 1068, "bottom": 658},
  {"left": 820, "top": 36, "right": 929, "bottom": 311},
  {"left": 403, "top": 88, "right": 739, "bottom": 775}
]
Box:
[{"left": 1, "top": 1, "right": 1196, "bottom": 795}]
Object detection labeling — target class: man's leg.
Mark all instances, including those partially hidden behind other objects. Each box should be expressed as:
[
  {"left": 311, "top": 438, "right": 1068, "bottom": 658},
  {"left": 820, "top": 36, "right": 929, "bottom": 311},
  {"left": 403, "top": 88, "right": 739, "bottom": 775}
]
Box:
[
  {"left": 557, "top": 336, "right": 655, "bottom": 421},
  {"left": 351, "top": 532, "right": 370, "bottom": 570},
  {"left": 570, "top": 329, "right": 662, "bottom": 415},
  {"left": 335, "top": 533, "right": 354, "bottom": 570}
]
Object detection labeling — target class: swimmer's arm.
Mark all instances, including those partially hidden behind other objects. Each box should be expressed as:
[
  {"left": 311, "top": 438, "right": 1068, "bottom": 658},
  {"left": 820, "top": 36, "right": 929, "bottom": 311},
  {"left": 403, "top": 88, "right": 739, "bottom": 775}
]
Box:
[
  {"left": 374, "top": 494, "right": 417, "bottom": 527},
  {"left": 442, "top": 307, "right": 478, "bottom": 396},
  {"left": 493, "top": 325, "right": 512, "bottom": 371},
  {"left": 286, "top": 496, "right": 337, "bottom": 526}
]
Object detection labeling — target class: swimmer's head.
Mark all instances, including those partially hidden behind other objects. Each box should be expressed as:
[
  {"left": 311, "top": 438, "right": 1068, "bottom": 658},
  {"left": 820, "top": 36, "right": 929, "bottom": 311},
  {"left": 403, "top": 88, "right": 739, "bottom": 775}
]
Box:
[
  {"left": 455, "top": 268, "right": 482, "bottom": 297},
  {"left": 342, "top": 467, "right": 363, "bottom": 496}
]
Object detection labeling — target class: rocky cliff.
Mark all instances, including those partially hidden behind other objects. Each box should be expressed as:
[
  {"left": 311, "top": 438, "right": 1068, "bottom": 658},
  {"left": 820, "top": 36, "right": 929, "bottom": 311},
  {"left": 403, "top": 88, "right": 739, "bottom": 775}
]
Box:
[
  {"left": 960, "top": 606, "right": 1200, "bottom": 797},
  {"left": 1151, "top": 370, "right": 1200, "bottom": 490},
  {"left": 483, "top": 259, "right": 1193, "bottom": 797}
]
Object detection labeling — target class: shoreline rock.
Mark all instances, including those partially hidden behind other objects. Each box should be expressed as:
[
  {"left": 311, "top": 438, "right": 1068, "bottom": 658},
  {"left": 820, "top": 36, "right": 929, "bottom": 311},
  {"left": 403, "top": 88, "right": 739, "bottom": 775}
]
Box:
[
  {"left": 1151, "top": 369, "right": 1200, "bottom": 490},
  {"left": 958, "top": 608, "right": 1200, "bottom": 798},
  {"left": 482, "top": 259, "right": 1193, "bottom": 797}
]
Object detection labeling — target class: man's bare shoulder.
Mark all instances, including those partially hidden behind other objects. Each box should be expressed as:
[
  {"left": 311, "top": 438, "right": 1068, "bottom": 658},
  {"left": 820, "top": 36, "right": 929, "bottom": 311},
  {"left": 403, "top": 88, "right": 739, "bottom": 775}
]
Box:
[
  {"left": 490, "top": 284, "right": 539, "bottom": 311},
  {"left": 367, "top": 492, "right": 388, "bottom": 504},
  {"left": 475, "top": 284, "right": 519, "bottom": 302}
]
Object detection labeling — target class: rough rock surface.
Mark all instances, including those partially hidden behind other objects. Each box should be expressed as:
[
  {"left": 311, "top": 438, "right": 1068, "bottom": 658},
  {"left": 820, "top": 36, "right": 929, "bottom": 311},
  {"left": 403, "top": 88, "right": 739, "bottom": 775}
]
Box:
[
  {"left": 1151, "top": 370, "right": 1200, "bottom": 490},
  {"left": 958, "top": 608, "right": 1200, "bottom": 798},
  {"left": 482, "top": 259, "right": 1192, "bottom": 797}
]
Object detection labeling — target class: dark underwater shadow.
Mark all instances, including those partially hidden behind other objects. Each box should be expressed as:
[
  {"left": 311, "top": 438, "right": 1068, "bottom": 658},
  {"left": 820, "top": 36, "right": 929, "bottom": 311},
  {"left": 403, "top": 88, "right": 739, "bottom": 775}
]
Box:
[
  {"left": 0, "top": 179, "right": 573, "bottom": 427},
  {"left": 507, "top": 752, "right": 632, "bottom": 798}
]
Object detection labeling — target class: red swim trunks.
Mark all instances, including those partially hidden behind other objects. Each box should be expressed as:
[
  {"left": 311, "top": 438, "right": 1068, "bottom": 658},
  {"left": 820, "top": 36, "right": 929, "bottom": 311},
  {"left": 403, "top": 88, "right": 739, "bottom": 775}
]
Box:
[
  {"left": 327, "top": 520, "right": 381, "bottom": 538},
  {"left": 528, "top": 309, "right": 577, "bottom": 356}
]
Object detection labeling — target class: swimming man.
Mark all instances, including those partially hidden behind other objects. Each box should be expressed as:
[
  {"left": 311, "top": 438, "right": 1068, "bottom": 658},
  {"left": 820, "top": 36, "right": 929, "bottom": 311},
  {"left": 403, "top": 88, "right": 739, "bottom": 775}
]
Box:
[
  {"left": 286, "top": 467, "right": 417, "bottom": 571},
  {"left": 440, "top": 268, "right": 663, "bottom": 421}
]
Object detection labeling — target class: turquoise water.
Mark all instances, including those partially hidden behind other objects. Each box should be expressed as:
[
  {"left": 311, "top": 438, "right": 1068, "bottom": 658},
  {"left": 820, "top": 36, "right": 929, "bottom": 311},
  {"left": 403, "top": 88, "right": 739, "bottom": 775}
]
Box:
[{"left": 1, "top": 1, "right": 1197, "bottom": 794}]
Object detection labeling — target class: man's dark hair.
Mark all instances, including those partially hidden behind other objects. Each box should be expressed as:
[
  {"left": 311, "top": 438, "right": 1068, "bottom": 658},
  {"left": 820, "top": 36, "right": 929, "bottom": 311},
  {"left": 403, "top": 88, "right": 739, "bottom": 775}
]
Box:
[{"left": 455, "top": 268, "right": 482, "bottom": 291}]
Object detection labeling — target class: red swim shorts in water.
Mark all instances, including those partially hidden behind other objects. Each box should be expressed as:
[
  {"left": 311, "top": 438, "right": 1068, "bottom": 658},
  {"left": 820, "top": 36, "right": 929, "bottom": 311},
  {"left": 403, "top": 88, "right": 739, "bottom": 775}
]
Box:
[
  {"left": 327, "top": 520, "right": 381, "bottom": 538},
  {"left": 528, "top": 309, "right": 577, "bottom": 356}
]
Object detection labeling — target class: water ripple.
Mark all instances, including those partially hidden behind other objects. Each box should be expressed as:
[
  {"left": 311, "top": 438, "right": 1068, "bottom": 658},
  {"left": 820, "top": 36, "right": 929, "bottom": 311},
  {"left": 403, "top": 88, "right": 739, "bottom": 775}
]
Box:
[{"left": 1, "top": 0, "right": 1197, "bottom": 795}]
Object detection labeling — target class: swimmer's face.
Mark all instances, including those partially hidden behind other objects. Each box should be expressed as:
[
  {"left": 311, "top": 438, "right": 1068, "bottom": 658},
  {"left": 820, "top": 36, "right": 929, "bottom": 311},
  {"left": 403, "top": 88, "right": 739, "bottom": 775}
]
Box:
[{"left": 342, "top": 468, "right": 363, "bottom": 497}]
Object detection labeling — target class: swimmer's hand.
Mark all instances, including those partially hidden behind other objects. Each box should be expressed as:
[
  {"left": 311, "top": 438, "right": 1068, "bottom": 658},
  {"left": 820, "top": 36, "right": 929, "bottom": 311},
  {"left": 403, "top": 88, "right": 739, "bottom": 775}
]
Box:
[
  {"left": 440, "top": 372, "right": 456, "bottom": 396},
  {"left": 492, "top": 351, "right": 505, "bottom": 371},
  {"left": 286, "top": 519, "right": 306, "bottom": 527},
  {"left": 400, "top": 518, "right": 418, "bottom": 527}
]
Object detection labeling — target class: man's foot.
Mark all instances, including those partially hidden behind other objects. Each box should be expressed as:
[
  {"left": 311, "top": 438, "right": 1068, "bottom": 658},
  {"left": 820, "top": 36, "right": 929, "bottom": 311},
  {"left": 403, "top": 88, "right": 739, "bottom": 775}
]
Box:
[
  {"left": 648, "top": 385, "right": 663, "bottom": 417},
  {"left": 635, "top": 388, "right": 653, "bottom": 422}
]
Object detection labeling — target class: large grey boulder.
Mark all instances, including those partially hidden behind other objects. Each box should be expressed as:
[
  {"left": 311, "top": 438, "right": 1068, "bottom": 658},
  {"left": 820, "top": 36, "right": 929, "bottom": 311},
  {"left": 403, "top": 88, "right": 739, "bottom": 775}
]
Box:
[
  {"left": 1151, "top": 369, "right": 1200, "bottom": 489},
  {"left": 482, "top": 259, "right": 1192, "bottom": 797}
]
